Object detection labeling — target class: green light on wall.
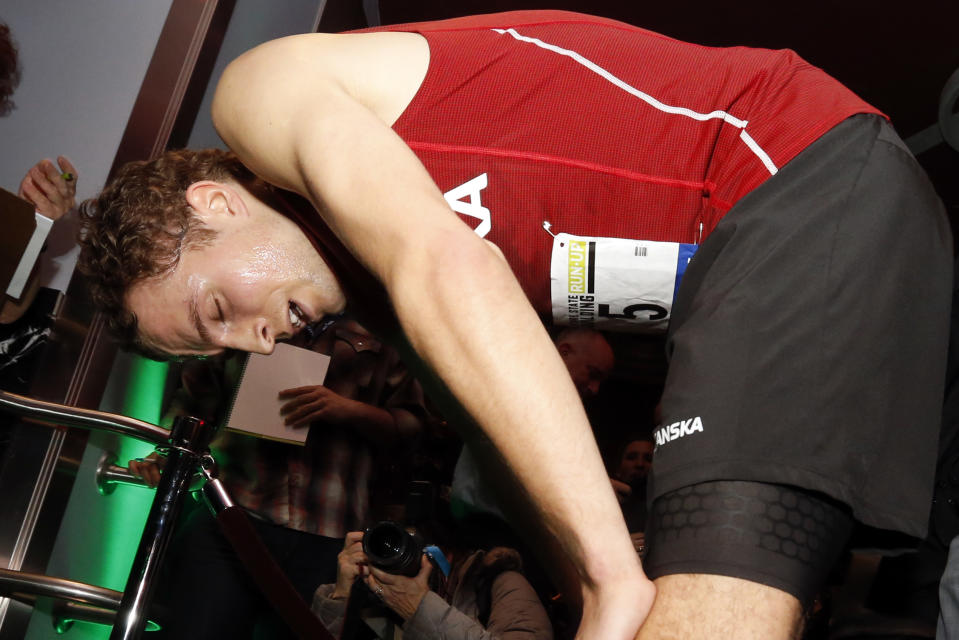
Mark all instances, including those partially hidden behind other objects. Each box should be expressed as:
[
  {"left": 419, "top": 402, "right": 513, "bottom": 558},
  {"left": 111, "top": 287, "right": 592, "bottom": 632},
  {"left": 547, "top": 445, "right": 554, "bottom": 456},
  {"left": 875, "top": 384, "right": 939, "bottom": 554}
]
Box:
[
  {"left": 55, "top": 354, "right": 170, "bottom": 640},
  {"left": 98, "top": 355, "right": 169, "bottom": 588}
]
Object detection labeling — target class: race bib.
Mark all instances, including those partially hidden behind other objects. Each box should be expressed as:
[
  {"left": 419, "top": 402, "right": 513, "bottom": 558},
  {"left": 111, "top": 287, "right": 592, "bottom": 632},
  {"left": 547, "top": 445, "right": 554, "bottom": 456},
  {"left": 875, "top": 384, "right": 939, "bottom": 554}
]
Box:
[{"left": 550, "top": 233, "right": 697, "bottom": 333}]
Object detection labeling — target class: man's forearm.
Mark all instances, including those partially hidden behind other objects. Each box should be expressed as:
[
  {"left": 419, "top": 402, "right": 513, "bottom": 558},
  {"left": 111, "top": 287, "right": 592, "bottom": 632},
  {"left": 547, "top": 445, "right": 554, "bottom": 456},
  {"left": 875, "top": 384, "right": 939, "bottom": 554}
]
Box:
[
  {"left": 385, "top": 232, "right": 645, "bottom": 594},
  {"left": 344, "top": 403, "right": 421, "bottom": 447}
]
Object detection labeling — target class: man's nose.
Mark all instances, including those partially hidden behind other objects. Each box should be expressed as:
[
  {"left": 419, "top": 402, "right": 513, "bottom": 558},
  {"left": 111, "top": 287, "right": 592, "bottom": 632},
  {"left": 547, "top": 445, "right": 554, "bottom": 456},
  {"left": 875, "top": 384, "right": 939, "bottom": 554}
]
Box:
[{"left": 225, "top": 318, "right": 275, "bottom": 354}]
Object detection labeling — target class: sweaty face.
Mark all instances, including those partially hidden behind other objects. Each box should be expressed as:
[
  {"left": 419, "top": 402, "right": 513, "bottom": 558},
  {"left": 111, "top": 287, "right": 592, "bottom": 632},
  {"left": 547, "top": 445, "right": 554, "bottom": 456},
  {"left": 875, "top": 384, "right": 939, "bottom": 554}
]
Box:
[
  {"left": 125, "top": 203, "right": 345, "bottom": 357},
  {"left": 617, "top": 440, "right": 654, "bottom": 484}
]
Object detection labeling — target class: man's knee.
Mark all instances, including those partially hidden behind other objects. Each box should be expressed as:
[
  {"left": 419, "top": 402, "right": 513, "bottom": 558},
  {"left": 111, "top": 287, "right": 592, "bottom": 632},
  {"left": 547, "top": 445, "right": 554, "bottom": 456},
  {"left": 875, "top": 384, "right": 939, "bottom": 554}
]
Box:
[{"left": 637, "top": 573, "right": 804, "bottom": 640}]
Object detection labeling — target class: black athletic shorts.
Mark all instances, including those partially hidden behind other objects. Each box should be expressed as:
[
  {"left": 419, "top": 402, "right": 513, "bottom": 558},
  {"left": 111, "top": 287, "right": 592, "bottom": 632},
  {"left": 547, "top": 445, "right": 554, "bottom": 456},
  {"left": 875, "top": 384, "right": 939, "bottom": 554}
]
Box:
[
  {"left": 649, "top": 114, "right": 953, "bottom": 547},
  {"left": 643, "top": 480, "right": 854, "bottom": 605}
]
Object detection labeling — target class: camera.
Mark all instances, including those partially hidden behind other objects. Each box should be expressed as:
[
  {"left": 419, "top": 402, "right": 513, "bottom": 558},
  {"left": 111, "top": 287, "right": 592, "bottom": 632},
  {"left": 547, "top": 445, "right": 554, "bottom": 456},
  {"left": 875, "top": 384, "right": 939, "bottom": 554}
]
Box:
[
  {"left": 361, "top": 482, "right": 451, "bottom": 578},
  {"left": 362, "top": 521, "right": 426, "bottom": 577}
]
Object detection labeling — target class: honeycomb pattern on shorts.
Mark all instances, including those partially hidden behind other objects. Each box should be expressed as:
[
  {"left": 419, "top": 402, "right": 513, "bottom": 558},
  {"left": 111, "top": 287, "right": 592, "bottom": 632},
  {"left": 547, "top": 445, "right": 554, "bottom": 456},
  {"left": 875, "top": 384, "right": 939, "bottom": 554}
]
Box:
[{"left": 650, "top": 481, "right": 842, "bottom": 566}]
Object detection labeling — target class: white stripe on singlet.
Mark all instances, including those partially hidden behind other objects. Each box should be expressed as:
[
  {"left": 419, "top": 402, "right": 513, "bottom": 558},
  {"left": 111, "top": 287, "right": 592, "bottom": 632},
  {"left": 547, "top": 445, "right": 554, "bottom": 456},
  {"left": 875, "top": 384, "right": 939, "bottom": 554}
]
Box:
[{"left": 491, "top": 27, "right": 779, "bottom": 176}]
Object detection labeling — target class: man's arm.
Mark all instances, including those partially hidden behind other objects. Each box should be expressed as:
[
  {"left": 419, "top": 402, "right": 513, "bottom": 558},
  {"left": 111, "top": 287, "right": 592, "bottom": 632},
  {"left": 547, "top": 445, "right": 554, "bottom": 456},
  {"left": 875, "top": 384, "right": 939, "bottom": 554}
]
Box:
[
  {"left": 278, "top": 384, "right": 421, "bottom": 445},
  {"left": 19, "top": 156, "right": 78, "bottom": 220},
  {"left": 212, "top": 33, "right": 654, "bottom": 637}
]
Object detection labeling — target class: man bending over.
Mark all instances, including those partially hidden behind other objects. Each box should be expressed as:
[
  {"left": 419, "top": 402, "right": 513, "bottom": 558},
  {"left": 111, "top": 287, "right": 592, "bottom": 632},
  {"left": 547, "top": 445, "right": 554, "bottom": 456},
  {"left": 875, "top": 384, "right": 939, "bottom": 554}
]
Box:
[{"left": 76, "top": 11, "right": 952, "bottom": 639}]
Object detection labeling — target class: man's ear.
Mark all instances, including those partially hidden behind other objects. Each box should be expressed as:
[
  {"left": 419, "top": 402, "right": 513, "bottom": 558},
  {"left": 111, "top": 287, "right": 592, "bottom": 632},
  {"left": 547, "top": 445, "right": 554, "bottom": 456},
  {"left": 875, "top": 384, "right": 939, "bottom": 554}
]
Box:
[
  {"left": 557, "top": 341, "right": 572, "bottom": 358},
  {"left": 185, "top": 181, "right": 245, "bottom": 223}
]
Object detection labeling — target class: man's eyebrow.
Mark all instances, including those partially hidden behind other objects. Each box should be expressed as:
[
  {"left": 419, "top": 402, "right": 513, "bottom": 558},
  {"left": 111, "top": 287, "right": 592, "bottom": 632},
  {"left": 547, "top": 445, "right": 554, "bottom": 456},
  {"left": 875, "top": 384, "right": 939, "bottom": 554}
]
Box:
[{"left": 189, "top": 290, "right": 213, "bottom": 345}]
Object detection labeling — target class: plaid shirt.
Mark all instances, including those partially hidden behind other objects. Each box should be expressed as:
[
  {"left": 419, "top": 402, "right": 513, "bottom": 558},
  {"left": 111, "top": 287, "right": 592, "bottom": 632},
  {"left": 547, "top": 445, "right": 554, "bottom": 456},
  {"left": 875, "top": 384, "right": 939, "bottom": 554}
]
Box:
[{"left": 170, "top": 324, "right": 426, "bottom": 538}]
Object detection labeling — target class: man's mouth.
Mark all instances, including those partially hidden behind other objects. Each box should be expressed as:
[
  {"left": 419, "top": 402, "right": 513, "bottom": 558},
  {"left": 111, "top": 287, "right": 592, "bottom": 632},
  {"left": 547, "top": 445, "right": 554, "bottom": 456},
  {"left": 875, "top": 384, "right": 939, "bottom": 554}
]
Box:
[{"left": 289, "top": 300, "right": 309, "bottom": 331}]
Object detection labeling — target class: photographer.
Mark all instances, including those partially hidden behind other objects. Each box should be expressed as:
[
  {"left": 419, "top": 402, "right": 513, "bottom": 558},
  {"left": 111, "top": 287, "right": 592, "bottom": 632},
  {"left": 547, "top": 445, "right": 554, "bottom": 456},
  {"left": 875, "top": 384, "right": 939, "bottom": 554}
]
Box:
[
  {"left": 312, "top": 529, "right": 552, "bottom": 639},
  {"left": 609, "top": 433, "right": 655, "bottom": 556}
]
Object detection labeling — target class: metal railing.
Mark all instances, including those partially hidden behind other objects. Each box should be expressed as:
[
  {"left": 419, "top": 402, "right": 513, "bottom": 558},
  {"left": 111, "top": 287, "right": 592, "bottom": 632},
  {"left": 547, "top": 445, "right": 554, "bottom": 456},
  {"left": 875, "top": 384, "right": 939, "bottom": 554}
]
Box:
[
  {"left": 0, "top": 389, "right": 333, "bottom": 640},
  {"left": 0, "top": 569, "right": 165, "bottom": 633},
  {"left": 0, "top": 391, "right": 170, "bottom": 446},
  {"left": 0, "top": 390, "right": 215, "bottom": 640}
]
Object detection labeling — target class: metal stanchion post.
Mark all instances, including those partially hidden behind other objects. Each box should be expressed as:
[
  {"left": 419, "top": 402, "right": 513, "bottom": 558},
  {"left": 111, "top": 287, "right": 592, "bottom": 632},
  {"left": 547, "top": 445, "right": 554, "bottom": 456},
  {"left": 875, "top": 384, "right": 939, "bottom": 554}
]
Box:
[{"left": 109, "top": 415, "right": 214, "bottom": 640}]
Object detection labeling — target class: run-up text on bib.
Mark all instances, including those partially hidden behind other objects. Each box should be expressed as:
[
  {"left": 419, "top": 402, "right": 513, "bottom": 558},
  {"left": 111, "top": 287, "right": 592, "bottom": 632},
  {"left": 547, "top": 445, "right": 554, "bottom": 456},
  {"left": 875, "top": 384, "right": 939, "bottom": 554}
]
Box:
[{"left": 550, "top": 234, "right": 697, "bottom": 333}]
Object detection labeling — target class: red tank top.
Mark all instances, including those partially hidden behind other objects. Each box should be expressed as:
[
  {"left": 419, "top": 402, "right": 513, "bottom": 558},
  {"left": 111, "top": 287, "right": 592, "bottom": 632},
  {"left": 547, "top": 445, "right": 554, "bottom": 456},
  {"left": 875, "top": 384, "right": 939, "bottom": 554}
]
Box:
[{"left": 291, "top": 11, "right": 881, "bottom": 321}]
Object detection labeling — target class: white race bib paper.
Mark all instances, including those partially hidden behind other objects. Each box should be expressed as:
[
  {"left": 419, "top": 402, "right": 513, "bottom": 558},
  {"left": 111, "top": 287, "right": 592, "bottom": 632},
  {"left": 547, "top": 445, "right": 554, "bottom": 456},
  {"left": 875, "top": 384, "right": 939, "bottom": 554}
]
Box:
[{"left": 550, "top": 233, "right": 697, "bottom": 333}]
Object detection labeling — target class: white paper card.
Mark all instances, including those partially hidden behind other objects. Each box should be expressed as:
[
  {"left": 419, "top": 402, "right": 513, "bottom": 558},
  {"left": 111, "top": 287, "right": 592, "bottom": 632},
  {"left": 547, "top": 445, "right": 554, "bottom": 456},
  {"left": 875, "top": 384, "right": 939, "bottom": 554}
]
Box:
[
  {"left": 225, "top": 343, "right": 332, "bottom": 445},
  {"left": 6, "top": 213, "right": 54, "bottom": 298},
  {"left": 550, "top": 233, "right": 697, "bottom": 333}
]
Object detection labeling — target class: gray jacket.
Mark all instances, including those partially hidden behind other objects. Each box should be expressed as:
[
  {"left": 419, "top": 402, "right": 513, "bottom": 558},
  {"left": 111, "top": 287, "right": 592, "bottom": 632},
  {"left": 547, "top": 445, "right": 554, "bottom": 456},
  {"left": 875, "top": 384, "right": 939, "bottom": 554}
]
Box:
[{"left": 312, "top": 550, "right": 553, "bottom": 639}]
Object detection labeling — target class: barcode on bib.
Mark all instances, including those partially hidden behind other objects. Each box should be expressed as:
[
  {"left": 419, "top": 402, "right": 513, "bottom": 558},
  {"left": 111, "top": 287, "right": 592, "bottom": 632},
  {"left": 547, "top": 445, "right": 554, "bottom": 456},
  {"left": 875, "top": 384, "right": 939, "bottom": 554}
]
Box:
[{"left": 635, "top": 246, "right": 648, "bottom": 257}]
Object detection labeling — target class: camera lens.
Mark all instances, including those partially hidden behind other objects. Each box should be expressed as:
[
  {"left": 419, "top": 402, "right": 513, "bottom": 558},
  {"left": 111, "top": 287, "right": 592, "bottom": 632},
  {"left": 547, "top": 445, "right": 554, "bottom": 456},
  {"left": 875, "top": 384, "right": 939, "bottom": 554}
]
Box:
[{"left": 363, "top": 521, "right": 424, "bottom": 576}]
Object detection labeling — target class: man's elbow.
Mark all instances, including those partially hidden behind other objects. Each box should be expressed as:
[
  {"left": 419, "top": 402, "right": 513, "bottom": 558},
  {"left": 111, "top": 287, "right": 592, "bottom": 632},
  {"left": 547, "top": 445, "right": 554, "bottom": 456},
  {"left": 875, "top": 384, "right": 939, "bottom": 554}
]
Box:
[
  {"left": 387, "top": 229, "right": 507, "bottom": 293},
  {"left": 391, "top": 408, "right": 423, "bottom": 441}
]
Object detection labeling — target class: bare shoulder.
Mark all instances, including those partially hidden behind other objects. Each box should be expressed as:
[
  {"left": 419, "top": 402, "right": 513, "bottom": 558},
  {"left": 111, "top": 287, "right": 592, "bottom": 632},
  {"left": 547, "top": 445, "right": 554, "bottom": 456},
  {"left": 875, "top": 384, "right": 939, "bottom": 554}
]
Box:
[
  {"left": 206, "top": 28, "right": 438, "bottom": 218},
  {"left": 213, "top": 31, "right": 428, "bottom": 126}
]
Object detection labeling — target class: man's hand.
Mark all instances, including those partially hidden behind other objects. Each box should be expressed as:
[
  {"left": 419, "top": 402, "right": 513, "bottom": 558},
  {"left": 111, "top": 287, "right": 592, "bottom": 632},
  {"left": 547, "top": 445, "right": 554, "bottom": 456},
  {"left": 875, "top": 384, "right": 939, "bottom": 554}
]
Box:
[
  {"left": 19, "top": 156, "right": 78, "bottom": 220},
  {"left": 611, "top": 477, "right": 632, "bottom": 504},
  {"left": 367, "top": 555, "right": 431, "bottom": 621},
  {"left": 331, "top": 531, "right": 369, "bottom": 600},
  {"left": 279, "top": 385, "right": 363, "bottom": 427},
  {"left": 580, "top": 577, "right": 656, "bottom": 640},
  {"left": 128, "top": 452, "right": 165, "bottom": 488}
]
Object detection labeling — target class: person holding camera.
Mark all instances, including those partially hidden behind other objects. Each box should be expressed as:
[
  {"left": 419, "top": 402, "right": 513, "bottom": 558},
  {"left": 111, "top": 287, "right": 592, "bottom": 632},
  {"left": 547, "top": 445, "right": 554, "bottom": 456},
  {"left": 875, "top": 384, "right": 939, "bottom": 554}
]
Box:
[
  {"left": 313, "top": 528, "right": 553, "bottom": 639},
  {"left": 609, "top": 434, "right": 655, "bottom": 557}
]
